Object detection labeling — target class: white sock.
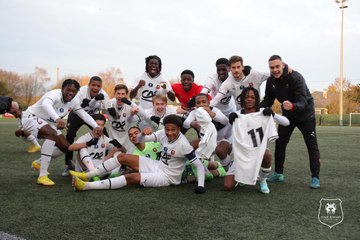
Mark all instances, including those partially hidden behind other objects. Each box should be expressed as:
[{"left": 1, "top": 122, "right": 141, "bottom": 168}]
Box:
[
  {"left": 220, "top": 155, "right": 231, "bottom": 170},
  {"left": 27, "top": 135, "right": 41, "bottom": 147},
  {"left": 80, "top": 148, "right": 95, "bottom": 172},
  {"left": 259, "top": 167, "right": 271, "bottom": 183},
  {"left": 52, "top": 147, "right": 64, "bottom": 158},
  {"left": 87, "top": 157, "right": 121, "bottom": 178},
  {"left": 39, "top": 139, "right": 55, "bottom": 177},
  {"left": 86, "top": 175, "right": 127, "bottom": 190}
]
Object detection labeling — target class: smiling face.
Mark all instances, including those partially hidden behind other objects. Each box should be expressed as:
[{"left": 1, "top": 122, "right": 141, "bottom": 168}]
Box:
[
  {"left": 216, "top": 63, "right": 230, "bottom": 82},
  {"left": 181, "top": 74, "right": 194, "bottom": 92},
  {"left": 269, "top": 59, "right": 285, "bottom": 79},
  {"left": 164, "top": 123, "right": 180, "bottom": 142},
  {"left": 88, "top": 80, "right": 102, "bottom": 97},
  {"left": 62, "top": 84, "right": 79, "bottom": 103},
  {"left": 128, "top": 127, "right": 141, "bottom": 144},
  {"left": 153, "top": 98, "right": 166, "bottom": 114},
  {"left": 115, "top": 89, "right": 127, "bottom": 106},
  {"left": 243, "top": 89, "right": 256, "bottom": 110},
  {"left": 146, "top": 58, "right": 161, "bottom": 77},
  {"left": 195, "top": 95, "right": 209, "bottom": 108}
]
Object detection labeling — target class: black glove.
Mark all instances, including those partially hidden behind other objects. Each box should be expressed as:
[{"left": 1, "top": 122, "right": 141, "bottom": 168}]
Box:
[
  {"left": 94, "top": 93, "right": 105, "bottom": 101},
  {"left": 107, "top": 107, "right": 116, "bottom": 117},
  {"left": 228, "top": 112, "right": 238, "bottom": 125},
  {"left": 109, "top": 139, "right": 122, "bottom": 148},
  {"left": 194, "top": 186, "right": 206, "bottom": 194},
  {"left": 263, "top": 107, "right": 274, "bottom": 117},
  {"left": 86, "top": 138, "right": 99, "bottom": 147},
  {"left": 150, "top": 116, "right": 161, "bottom": 125},
  {"left": 121, "top": 97, "right": 132, "bottom": 105},
  {"left": 81, "top": 98, "right": 91, "bottom": 108}
]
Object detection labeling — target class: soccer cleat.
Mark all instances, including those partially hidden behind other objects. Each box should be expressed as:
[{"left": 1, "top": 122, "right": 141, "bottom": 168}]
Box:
[
  {"left": 216, "top": 161, "right": 227, "bottom": 177},
  {"left": 27, "top": 144, "right": 41, "bottom": 153},
  {"left": 32, "top": 160, "right": 50, "bottom": 175},
  {"left": 37, "top": 175, "right": 55, "bottom": 186},
  {"left": 310, "top": 177, "right": 320, "bottom": 189},
  {"left": 267, "top": 172, "right": 285, "bottom": 182},
  {"left": 62, "top": 165, "right": 73, "bottom": 177},
  {"left": 69, "top": 170, "right": 90, "bottom": 182},
  {"left": 72, "top": 176, "right": 86, "bottom": 191},
  {"left": 259, "top": 181, "right": 270, "bottom": 194}
]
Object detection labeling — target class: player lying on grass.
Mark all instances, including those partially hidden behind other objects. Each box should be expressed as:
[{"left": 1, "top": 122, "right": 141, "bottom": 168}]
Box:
[
  {"left": 10, "top": 102, "right": 42, "bottom": 153},
  {"left": 18, "top": 79, "right": 102, "bottom": 186},
  {"left": 128, "top": 126, "right": 161, "bottom": 160},
  {"left": 68, "top": 114, "right": 126, "bottom": 182},
  {"left": 224, "top": 87, "right": 289, "bottom": 194},
  {"left": 70, "top": 114, "right": 206, "bottom": 193}
]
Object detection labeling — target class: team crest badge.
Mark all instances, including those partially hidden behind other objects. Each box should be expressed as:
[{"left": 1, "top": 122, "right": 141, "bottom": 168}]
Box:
[
  {"left": 59, "top": 108, "right": 64, "bottom": 113},
  {"left": 123, "top": 113, "right": 126, "bottom": 117},
  {"left": 94, "top": 145, "right": 99, "bottom": 149},
  {"left": 148, "top": 83, "right": 153, "bottom": 87},
  {"left": 171, "top": 150, "right": 175, "bottom": 155},
  {"left": 153, "top": 148, "right": 157, "bottom": 152},
  {"left": 249, "top": 82, "right": 254, "bottom": 87},
  {"left": 156, "top": 85, "right": 161, "bottom": 89},
  {"left": 318, "top": 198, "right": 344, "bottom": 228},
  {"left": 101, "top": 144, "right": 105, "bottom": 148}
]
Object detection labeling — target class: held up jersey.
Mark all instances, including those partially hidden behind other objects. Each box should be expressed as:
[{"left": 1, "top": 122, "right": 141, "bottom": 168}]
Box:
[
  {"left": 132, "top": 72, "right": 173, "bottom": 109},
  {"left": 232, "top": 112, "right": 278, "bottom": 185}
]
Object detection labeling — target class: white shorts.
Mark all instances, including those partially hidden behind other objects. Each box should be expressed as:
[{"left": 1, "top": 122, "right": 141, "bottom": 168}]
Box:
[
  {"left": 21, "top": 112, "right": 62, "bottom": 137},
  {"left": 139, "top": 156, "right": 171, "bottom": 187}
]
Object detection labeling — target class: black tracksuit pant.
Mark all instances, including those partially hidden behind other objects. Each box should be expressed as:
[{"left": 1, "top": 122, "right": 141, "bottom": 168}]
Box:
[{"left": 274, "top": 117, "right": 320, "bottom": 178}]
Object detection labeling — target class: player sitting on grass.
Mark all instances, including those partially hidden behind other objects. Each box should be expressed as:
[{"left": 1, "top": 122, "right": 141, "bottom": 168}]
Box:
[
  {"left": 68, "top": 114, "right": 126, "bottom": 182},
  {"left": 10, "top": 102, "right": 41, "bottom": 153},
  {"left": 224, "top": 87, "right": 289, "bottom": 194},
  {"left": 70, "top": 114, "right": 206, "bottom": 194}
]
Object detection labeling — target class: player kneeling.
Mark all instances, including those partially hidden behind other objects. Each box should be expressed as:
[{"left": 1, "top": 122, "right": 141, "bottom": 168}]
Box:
[{"left": 70, "top": 114, "right": 206, "bottom": 194}]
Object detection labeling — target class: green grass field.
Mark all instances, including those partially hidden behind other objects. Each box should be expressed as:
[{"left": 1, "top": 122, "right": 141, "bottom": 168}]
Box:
[{"left": 0, "top": 118, "right": 359, "bottom": 240}]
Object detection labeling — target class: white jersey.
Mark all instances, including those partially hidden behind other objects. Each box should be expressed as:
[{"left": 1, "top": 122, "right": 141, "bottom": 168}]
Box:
[
  {"left": 106, "top": 98, "right": 140, "bottom": 152},
  {"left": 142, "top": 130, "right": 195, "bottom": 185},
  {"left": 194, "top": 108, "right": 217, "bottom": 159},
  {"left": 75, "top": 132, "right": 114, "bottom": 162},
  {"left": 132, "top": 72, "right": 173, "bottom": 109},
  {"left": 143, "top": 106, "right": 177, "bottom": 130},
  {"left": 232, "top": 112, "right": 278, "bottom": 185},
  {"left": 183, "top": 106, "right": 231, "bottom": 141},
  {"left": 216, "top": 69, "right": 269, "bottom": 110},
  {"left": 75, "top": 86, "right": 109, "bottom": 115},
  {"left": 202, "top": 73, "right": 236, "bottom": 116}
]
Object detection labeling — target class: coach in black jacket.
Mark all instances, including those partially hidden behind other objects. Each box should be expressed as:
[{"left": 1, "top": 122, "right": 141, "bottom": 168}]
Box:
[{"left": 259, "top": 55, "right": 320, "bottom": 189}]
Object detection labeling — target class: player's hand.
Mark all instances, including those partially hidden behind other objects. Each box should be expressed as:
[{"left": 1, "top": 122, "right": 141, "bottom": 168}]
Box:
[
  {"left": 81, "top": 98, "right": 91, "bottom": 108},
  {"left": 107, "top": 107, "right": 117, "bottom": 118},
  {"left": 138, "top": 80, "right": 146, "bottom": 87},
  {"left": 56, "top": 119, "right": 67, "bottom": 129},
  {"left": 161, "top": 83, "right": 166, "bottom": 89},
  {"left": 282, "top": 100, "right": 293, "bottom": 111},
  {"left": 228, "top": 112, "right": 238, "bottom": 125},
  {"left": 86, "top": 138, "right": 99, "bottom": 147},
  {"left": 130, "top": 107, "right": 139, "bottom": 115},
  {"left": 243, "top": 65, "right": 251, "bottom": 76},
  {"left": 15, "top": 129, "right": 24, "bottom": 137},
  {"left": 121, "top": 97, "right": 132, "bottom": 105},
  {"left": 109, "top": 139, "right": 122, "bottom": 148},
  {"left": 194, "top": 186, "right": 206, "bottom": 194},
  {"left": 142, "top": 127, "right": 153, "bottom": 135},
  {"left": 94, "top": 93, "right": 105, "bottom": 101},
  {"left": 187, "top": 97, "right": 195, "bottom": 109},
  {"left": 262, "top": 107, "right": 274, "bottom": 116},
  {"left": 150, "top": 115, "right": 160, "bottom": 125}
]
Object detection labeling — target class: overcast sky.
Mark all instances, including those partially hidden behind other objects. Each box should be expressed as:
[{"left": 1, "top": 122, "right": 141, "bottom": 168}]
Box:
[{"left": 1, "top": 0, "right": 359, "bottom": 93}]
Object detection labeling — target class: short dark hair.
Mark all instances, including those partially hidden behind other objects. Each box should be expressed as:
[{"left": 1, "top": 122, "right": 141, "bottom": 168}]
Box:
[
  {"left": 114, "top": 84, "right": 129, "bottom": 94},
  {"left": 240, "top": 87, "right": 260, "bottom": 110},
  {"left": 163, "top": 114, "right": 182, "bottom": 128},
  {"left": 92, "top": 113, "right": 106, "bottom": 123},
  {"left": 62, "top": 79, "right": 80, "bottom": 91},
  {"left": 145, "top": 55, "right": 162, "bottom": 72},
  {"left": 215, "top": 58, "right": 230, "bottom": 66},
  {"left": 89, "top": 76, "right": 102, "bottom": 84},
  {"left": 269, "top": 55, "right": 282, "bottom": 62},
  {"left": 180, "top": 69, "right": 195, "bottom": 79},
  {"left": 229, "top": 55, "right": 243, "bottom": 66}
]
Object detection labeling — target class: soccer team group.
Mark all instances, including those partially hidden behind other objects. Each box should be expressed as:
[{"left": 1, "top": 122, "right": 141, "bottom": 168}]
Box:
[{"left": 3, "top": 54, "right": 321, "bottom": 194}]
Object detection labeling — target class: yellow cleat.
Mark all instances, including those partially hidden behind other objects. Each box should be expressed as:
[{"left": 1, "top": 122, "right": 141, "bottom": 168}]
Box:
[
  {"left": 27, "top": 144, "right": 41, "bottom": 153},
  {"left": 69, "top": 170, "right": 90, "bottom": 182},
  {"left": 37, "top": 175, "right": 55, "bottom": 186},
  {"left": 72, "top": 176, "right": 87, "bottom": 191},
  {"left": 31, "top": 160, "right": 50, "bottom": 175}
]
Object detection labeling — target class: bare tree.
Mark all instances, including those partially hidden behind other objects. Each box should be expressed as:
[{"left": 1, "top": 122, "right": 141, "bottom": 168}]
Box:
[{"left": 97, "top": 67, "right": 124, "bottom": 97}]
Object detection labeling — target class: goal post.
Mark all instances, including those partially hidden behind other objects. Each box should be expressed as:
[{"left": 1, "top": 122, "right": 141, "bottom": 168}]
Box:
[{"left": 349, "top": 113, "right": 360, "bottom": 127}]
